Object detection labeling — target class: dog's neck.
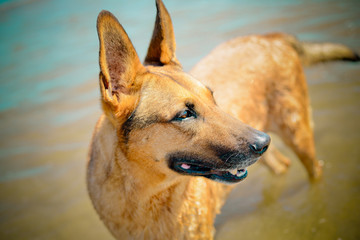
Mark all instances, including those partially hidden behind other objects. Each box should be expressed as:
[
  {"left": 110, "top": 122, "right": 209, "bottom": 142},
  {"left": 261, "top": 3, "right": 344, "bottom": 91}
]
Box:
[{"left": 87, "top": 115, "right": 232, "bottom": 239}]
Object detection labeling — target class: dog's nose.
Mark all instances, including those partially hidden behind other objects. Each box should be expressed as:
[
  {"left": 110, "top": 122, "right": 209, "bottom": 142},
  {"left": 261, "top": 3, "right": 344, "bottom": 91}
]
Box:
[{"left": 249, "top": 132, "right": 270, "bottom": 155}]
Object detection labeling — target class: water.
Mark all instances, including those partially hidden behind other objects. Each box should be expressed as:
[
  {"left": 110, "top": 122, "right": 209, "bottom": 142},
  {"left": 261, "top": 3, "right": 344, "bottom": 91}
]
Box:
[{"left": 0, "top": 0, "right": 359, "bottom": 239}]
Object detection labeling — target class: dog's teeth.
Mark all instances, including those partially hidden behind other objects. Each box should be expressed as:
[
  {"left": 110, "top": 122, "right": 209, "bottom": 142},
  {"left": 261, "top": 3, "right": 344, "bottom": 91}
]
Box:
[
  {"left": 181, "top": 163, "right": 191, "bottom": 170},
  {"left": 236, "top": 169, "right": 246, "bottom": 177},
  {"left": 229, "top": 169, "right": 238, "bottom": 175}
]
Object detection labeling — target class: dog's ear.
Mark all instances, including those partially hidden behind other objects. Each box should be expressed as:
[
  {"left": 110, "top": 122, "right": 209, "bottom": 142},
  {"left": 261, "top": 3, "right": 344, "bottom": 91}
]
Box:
[
  {"left": 97, "top": 11, "right": 144, "bottom": 125},
  {"left": 144, "top": 0, "right": 181, "bottom": 67}
]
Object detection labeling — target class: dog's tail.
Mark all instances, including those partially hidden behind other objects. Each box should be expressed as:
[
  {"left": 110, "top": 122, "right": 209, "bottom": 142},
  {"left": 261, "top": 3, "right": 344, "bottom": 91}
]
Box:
[
  {"left": 297, "top": 41, "right": 360, "bottom": 66},
  {"left": 271, "top": 33, "right": 360, "bottom": 66}
]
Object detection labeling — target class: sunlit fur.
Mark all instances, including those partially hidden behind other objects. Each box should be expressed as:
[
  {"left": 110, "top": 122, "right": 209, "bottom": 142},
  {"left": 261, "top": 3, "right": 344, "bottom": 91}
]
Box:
[{"left": 87, "top": 0, "right": 359, "bottom": 239}]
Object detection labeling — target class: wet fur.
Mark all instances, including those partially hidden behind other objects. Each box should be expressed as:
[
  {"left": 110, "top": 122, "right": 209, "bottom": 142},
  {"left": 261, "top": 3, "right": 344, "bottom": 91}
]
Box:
[{"left": 87, "top": 0, "right": 359, "bottom": 239}]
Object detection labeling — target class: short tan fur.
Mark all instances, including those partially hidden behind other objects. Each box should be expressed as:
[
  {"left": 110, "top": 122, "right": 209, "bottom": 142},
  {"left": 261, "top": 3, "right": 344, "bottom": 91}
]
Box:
[{"left": 87, "top": 1, "right": 359, "bottom": 239}]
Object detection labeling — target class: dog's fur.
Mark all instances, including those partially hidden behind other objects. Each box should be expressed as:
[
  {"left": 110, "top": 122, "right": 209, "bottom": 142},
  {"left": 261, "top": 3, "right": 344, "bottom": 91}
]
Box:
[{"left": 87, "top": 1, "right": 359, "bottom": 239}]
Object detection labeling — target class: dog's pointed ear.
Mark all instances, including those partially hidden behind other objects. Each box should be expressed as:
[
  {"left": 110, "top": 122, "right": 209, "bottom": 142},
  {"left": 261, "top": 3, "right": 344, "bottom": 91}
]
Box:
[
  {"left": 144, "top": 0, "right": 181, "bottom": 67},
  {"left": 97, "top": 11, "right": 144, "bottom": 124},
  {"left": 97, "top": 10, "right": 144, "bottom": 94}
]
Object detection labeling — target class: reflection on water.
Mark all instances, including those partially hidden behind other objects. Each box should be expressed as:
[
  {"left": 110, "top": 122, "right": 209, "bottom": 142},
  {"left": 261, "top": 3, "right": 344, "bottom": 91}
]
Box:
[{"left": 0, "top": 0, "right": 359, "bottom": 239}]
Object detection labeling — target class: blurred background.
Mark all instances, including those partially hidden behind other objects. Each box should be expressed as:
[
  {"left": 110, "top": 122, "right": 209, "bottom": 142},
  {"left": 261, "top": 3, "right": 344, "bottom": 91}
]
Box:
[{"left": 0, "top": 0, "right": 359, "bottom": 239}]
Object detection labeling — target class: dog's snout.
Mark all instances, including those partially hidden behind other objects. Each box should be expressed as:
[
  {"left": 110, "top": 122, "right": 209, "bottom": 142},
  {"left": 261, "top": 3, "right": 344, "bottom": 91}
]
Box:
[{"left": 249, "top": 132, "right": 270, "bottom": 155}]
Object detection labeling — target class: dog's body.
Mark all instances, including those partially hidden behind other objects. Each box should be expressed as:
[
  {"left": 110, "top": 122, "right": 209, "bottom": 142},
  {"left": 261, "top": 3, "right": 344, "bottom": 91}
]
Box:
[{"left": 87, "top": 1, "right": 359, "bottom": 239}]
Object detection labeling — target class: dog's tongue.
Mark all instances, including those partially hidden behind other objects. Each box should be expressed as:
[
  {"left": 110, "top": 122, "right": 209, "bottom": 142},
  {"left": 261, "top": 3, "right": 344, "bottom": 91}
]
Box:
[{"left": 181, "top": 163, "right": 191, "bottom": 170}]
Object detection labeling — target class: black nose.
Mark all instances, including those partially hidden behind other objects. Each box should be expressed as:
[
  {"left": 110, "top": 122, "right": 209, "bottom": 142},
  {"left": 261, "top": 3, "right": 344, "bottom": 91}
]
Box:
[{"left": 249, "top": 132, "right": 270, "bottom": 155}]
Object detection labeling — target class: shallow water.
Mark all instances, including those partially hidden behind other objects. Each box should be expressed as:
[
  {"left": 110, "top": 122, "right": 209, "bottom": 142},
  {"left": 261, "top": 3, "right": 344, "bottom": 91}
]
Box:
[{"left": 0, "top": 0, "right": 359, "bottom": 239}]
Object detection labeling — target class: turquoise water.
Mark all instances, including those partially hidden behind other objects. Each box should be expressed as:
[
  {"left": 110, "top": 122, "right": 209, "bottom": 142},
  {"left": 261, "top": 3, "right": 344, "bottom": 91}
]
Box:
[{"left": 0, "top": 0, "right": 359, "bottom": 239}]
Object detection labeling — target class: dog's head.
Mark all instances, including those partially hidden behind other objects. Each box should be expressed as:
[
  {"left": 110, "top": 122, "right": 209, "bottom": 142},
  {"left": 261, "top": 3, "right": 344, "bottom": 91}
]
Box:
[{"left": 96, "top": 0, "right": 270, "bottom": 184}]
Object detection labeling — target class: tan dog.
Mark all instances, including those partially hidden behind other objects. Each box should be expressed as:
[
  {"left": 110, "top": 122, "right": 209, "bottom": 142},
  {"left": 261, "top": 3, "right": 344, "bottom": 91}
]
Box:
[{"left": 87, "top": 0, "right": 359, "bottom": 239}]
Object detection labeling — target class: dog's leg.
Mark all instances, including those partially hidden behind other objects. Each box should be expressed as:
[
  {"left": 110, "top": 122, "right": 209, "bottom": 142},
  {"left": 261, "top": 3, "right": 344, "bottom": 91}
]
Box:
[
  {"left": 289, "top": 98, "right": 323, "bottom": 180},
  {"left": 261, "top": 146, "right": 291, "bottom": 175},
  {"left": 269, "top": 112, "right": 322, "bottom": 179},
  {"left": 274, "top": 104, "right": 322, "bottom": 180},
  {"left": 282, "top": 124, "right": 322, "bottom": 180},
  {"left": 267, "top": 72, "right": 323, "bottom": 180}
]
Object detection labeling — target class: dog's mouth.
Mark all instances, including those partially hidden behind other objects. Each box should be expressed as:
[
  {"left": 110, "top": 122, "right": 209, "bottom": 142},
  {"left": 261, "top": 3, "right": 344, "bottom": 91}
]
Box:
[{"left": 170, "top": 160, "right": 248, "bottom": 183}]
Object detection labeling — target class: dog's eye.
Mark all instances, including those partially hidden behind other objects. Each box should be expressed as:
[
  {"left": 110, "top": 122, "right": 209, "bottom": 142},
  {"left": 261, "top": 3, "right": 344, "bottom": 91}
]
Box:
[{"left": 173, "top": 109, "right": 197, "bottom": 121}]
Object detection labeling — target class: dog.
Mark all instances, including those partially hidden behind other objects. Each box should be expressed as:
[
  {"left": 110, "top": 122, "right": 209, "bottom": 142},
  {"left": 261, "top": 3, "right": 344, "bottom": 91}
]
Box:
[{"left": 87, "top": 0, "right": 359, "bottom": 239}]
